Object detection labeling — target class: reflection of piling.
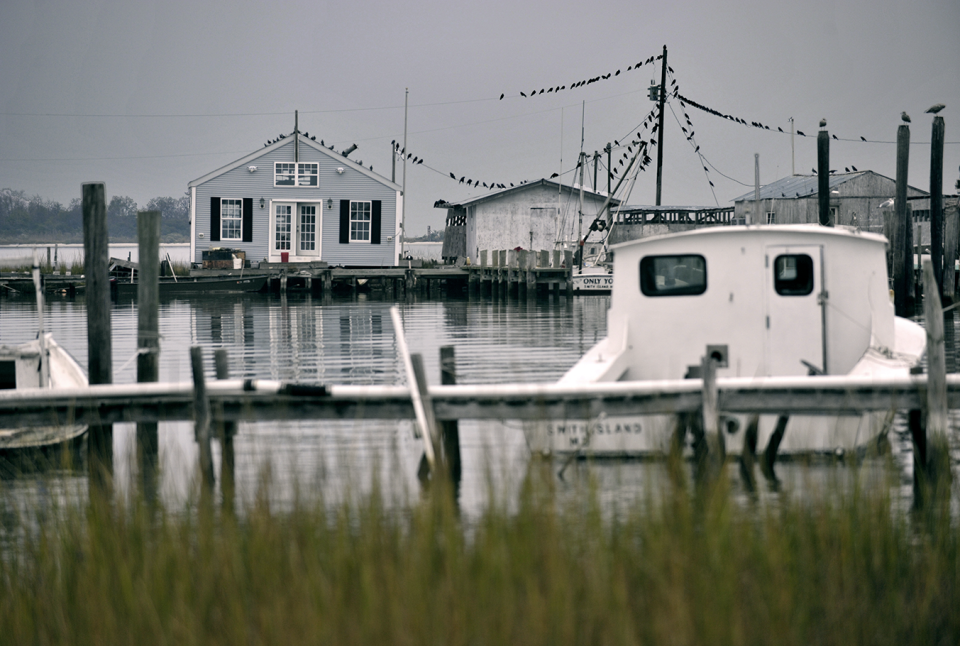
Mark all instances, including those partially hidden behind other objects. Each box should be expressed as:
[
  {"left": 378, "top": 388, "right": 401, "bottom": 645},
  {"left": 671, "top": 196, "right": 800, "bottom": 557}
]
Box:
[
  {"left": 190, "top": 347, "right": 215, "bottom": 494},
  {"left": 215, "top": 349, "right": 236, "bottom": 515},
  {"left": 82, "top": 182, "right": 113, "bottom": 493},
  {"left": 137, "top": 211, "right": 160, "bottom": 502}
]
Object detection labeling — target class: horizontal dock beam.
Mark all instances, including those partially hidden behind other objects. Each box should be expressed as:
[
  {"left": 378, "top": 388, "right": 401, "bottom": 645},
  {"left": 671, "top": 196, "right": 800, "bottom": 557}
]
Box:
[{"left": 0, "top": 374, "right": 956, "bottom": 428}]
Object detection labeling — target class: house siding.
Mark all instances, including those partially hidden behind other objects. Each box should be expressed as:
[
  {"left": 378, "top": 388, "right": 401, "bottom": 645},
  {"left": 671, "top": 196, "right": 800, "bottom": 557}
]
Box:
[{"left": 192, "top": 138, "right": 399, "bottom": 267}]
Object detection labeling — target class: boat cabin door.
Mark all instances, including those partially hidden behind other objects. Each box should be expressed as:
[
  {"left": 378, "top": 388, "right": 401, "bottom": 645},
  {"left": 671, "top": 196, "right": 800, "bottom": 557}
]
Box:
[{"left": 764, "top": 245, "right": 827, "bottom": 376}]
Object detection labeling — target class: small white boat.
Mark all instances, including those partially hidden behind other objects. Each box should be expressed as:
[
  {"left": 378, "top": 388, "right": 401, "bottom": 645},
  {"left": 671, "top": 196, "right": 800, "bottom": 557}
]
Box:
[
  {"left": 525, "top": 224, "right": 926, "bottom": 458},
  {"left": 0, "top": 258, "right": 88, "bottom": 453},
  {"left": 571, "top": 265, "right": 614, "bottom": 294}
]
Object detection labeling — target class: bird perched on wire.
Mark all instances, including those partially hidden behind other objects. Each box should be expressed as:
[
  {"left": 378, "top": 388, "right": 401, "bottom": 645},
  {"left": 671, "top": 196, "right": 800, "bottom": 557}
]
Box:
[
  {"left": 926, "top": 103, "right": 946, "bottom": 114},
  {"left": 901, "top": 111, "right": 911, "bottom": 123}
]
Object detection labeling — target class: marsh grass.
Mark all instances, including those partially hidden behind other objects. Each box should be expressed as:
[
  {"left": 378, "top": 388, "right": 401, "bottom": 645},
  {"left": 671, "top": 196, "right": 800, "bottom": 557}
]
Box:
[{"left": 1, "top": 464, "right": 958, "bottom": 645}]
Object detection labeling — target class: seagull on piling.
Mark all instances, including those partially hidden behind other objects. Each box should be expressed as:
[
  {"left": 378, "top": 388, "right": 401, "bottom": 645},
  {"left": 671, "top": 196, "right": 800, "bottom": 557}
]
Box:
[
  {"left": 901, "top": 111, "right": 911, "bottom": 123},
  {"left": 820, "top": 118, "right": 827, "bottom": 128},
  {"left": 926, "top": 103, "right": 946, "bottom": 114}
]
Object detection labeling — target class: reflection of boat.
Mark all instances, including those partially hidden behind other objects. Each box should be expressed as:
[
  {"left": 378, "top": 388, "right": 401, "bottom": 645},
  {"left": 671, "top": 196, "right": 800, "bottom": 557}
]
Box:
[
  {"left": 525, "top": 224, "right": 926, "bottom": 457},
  {"left": 0, "top": 259, "right": 88, "bottom": 453},
  {"left": 113, "top": 274, "right": 268, "bottom": 297}
]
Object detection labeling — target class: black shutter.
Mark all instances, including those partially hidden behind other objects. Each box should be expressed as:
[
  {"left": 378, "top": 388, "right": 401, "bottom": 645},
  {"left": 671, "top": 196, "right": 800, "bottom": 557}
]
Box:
[
  {"left": 339, "top": 200, "right": 350, "bottom": 244},
  {"left": 371, "top": 200, "right": 381, "bottom": 244},
  {"left": 242, "top": 198, "right": 253, "bottom": 242},
  {"left": 210, "top": 197, "right": 221, "bottom": 242}
]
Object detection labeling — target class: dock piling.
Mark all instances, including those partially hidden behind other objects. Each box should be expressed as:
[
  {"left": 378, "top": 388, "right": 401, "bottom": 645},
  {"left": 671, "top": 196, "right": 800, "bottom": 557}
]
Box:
[
  {"left": 440, "top": 346, "right": 461, "bottom": 485},
  {"left": 894, "top": 123, "right": 911, "bottom": 315},
  {"left": 136, "top": 210, "right": 160, "bottom": 502},
  {"left": 699, "top": 352, "right": 725, "bottom": 479},
  {"left": 82, "top": 182, "right": 113, "bottom": 493}
]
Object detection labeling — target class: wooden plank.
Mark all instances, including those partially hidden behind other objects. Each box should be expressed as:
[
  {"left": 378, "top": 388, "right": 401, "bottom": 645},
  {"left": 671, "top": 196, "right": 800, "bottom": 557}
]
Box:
[{"left": 389, "top": 307, "right": 437, "bottom": 470}]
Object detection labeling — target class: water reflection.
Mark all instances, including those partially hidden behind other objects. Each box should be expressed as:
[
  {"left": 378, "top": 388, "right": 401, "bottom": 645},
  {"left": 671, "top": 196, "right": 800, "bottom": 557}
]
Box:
[{"left": 1, "top": 290, "right": 955, "bottom": 522}]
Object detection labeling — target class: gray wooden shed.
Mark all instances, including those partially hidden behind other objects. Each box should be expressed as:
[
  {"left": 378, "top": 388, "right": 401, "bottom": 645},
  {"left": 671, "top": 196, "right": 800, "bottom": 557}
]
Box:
[
  {"left": 435, "top": 179, "right": 618, "bottom": 263},
  {"left": 732, "top": 171, "right": 928, "bottom": 233}
]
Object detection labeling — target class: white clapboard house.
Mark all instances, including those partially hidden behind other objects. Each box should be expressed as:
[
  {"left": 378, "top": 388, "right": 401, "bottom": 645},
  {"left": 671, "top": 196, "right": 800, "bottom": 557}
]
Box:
[{"left": 189, "top": 131, "right": 402, "bottom": 266}]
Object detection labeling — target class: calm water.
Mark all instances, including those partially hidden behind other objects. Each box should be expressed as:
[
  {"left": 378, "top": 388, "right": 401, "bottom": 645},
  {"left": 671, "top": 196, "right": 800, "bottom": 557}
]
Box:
[
  {"left": 0, "top": 291, "right": 616, "bottom": 515},
  {"left": 0, "top": 289, "right": 954, "bottom": 519},
  {"left": 0, "top": 243, "right": 190, "bottom": 266}
]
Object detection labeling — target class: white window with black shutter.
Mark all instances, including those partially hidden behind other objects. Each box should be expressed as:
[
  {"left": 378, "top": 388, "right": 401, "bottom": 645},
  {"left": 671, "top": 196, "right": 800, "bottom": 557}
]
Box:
[
  {"left": 210, "top": 197, "right": 253, "bottom": 243},
  {"left": 339, "top": 199, "right": 381, "bottom": 245}
]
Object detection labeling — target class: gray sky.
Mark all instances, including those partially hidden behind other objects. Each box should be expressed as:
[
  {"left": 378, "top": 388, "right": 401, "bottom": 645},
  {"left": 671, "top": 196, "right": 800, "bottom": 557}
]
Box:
[{"left": 2, "top": 0, "right": 958, "bottom": 235}]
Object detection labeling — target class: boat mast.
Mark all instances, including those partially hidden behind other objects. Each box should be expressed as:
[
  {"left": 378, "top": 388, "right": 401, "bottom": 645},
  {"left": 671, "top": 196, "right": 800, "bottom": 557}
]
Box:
[{"left": 578, "top": 151, "right": 585, "bottom": 271}]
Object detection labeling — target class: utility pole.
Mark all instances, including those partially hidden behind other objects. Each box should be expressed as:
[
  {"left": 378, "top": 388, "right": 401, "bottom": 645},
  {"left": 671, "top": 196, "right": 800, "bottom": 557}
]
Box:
[
  {"left": 401, "top": 88, "right": 408, "bottom": 261},
  {"left": 655, "top": 44, "right": 667, "bottom": 206},
  {"left": 593, "top": 151, "right": 599, "bottom": 192},
  {"left": 605, "top": 143, "right": 612, "bottom": 196}
]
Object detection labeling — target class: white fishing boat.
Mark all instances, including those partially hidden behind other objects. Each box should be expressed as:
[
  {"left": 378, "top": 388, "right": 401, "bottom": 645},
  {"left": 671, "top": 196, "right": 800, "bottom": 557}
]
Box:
[
  {"left": 525, "top": 224, "right": 926, "bottom": 457},
  {"left": 0, "top": 259, "right": 88, "bottom": 453}
]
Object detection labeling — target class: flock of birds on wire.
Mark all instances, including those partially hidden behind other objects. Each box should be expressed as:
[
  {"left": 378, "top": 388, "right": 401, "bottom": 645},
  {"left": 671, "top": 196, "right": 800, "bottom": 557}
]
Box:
[{"left": 254, "top": 48, "right": 947, "bottom": 197}]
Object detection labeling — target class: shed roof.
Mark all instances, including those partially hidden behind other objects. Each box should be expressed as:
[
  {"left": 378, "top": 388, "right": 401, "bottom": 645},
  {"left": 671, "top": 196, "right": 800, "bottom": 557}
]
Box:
[
  {"left": 188, "top": 134, "right": 400, "bottom": 190},
  {"left": 732, "top": 170, "right": 928, "bottom": 202},
  {"left": 434, "top": 178, "right": 618, "bottom": 210}
]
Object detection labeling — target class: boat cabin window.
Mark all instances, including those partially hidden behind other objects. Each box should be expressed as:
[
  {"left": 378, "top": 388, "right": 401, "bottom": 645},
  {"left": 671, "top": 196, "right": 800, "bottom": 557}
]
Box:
[
  {"left": 774, "top": 254, "right": 814, "bottom": 296},
  {"left": 0, "top": 361, "right": 15, "bottom": 389},
  {"left": 639, "top": 255, "right": 707, "bottom": 296}
]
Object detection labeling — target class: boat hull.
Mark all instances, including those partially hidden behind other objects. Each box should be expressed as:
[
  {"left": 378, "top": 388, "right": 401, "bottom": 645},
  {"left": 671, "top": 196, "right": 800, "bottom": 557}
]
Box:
[
  {"left": 114, "top": 274, "right": 268, "bottom": 297},
  {"left": 0, "top": 335, "right": 89, "bottom": 452}
]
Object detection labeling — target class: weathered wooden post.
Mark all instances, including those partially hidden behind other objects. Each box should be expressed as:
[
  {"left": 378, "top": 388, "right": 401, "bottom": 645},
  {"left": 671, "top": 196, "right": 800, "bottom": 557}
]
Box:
[
  {"left": 817, "top": 128, "right": 831, "bottom": 226},
  {"left": 894, "top": 122, "right": 912, "bottom": 316},
  {"left": 930, "top": 114, "right": 946, "bottom": 298},
  {"left": 439, "top": 346, "right": 461, "bottom": 484},
  {"left": 190, "top": 346, "right": 216, "bottom": 493},
  {"left": 214, "top": 349, "right": 236, "bottom": 515},
  {"left": 82, "top": 182, "right": 113, "bottom": 493},
  {"left": 564, "top": 250, "right": 573, "bottom": 297},
  {"left": 916, "top": 259, "right": 952, "bottom": 506},
  {"left": 943, "top": 205, "right": 959, "bottom": 303},
  {"left": 404, "top": 268, "right": 416, "bottom": 296},
  {"left": 699, "top": 353, "right": 725, "bottom": 479},
  {"left": 137, "top": 210, "right": 160, "bottom": 502}
]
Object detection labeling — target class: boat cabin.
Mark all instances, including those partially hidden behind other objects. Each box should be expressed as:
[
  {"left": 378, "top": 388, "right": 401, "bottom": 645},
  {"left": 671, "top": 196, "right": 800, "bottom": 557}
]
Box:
[{"left": 601, "top": 225, "right": 894, "bottom": 381}]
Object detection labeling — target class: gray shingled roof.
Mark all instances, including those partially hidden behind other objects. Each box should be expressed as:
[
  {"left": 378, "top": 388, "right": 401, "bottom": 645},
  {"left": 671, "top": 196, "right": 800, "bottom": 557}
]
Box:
[{"left": 732, "top": 172, "right": 867, "bottom": 202}]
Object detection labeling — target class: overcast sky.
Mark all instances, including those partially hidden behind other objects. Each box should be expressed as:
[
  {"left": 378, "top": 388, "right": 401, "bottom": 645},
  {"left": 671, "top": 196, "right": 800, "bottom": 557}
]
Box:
[{"left": 1, "top": 0, "right": 958, "bottom": 235}]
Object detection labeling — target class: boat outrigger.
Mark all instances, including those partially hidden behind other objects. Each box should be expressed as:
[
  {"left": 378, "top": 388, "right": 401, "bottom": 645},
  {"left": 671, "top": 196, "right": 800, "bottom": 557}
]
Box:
[{"left": 525, "top": 224, "right": 926, "bottom": 457}]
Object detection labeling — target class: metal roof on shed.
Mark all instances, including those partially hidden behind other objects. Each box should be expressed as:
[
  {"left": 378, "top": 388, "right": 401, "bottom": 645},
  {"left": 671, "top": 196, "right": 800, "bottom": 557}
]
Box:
[{"left": 732, "top": 172, "right": 866, "bottom": 202}]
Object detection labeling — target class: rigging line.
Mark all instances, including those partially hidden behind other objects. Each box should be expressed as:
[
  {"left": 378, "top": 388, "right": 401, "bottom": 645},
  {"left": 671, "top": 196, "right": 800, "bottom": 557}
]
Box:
[
  {"left": 666, "top": 101, "right": 720, "bottom": 205},
  {"left": 0, "top": 149, "right": 253, "bottom": 162},
  {"left": 667, "top": 99, "right": 752, "bottom": 189}
]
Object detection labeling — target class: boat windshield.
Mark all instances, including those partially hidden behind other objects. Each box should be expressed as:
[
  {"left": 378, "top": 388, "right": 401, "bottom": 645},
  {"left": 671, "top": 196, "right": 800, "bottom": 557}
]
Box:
[{"left": 639, "top": 255, "right": 707, "bottom": 296}]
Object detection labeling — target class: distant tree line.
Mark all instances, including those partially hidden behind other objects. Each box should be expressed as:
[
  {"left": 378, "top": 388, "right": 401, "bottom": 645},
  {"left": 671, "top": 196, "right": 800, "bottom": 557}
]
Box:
[
  {"left": 407, "top": 228, "right": 444, "bottom": 242},
  {"left": 0, "top": 189, "right": 190, "bottom": 243}
]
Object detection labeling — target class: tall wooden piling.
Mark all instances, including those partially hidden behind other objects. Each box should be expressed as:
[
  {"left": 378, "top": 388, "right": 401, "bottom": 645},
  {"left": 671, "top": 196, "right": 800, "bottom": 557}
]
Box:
[
  {"left": 137, "top": 210, "right": 160, "bottom": 501},
  {"left": 439, "top": 346, "right": 461, "bottom": 484},
  {"left": 894, "top": 123, "right": 911, "bottom": 316},
  {"left": 190, "top": 346, "right": 215, "bottom": 492},
  {"left": 817, "top": 130, "right": 831, "bottom": 227},
  {"left": 214, "top": 349, "right": 236, "bottom": 514},
  {"left": 930, "top": 115, "right": 946, "bottom": 298},
  {"left": 82, "top": 182, "right": 113, "bottom": 491}
]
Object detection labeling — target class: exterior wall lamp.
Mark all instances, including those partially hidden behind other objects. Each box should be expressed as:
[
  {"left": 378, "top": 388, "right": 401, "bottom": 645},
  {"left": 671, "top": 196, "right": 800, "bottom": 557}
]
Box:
[
  {"left": 327, "top": 198, "right": 333, "bottom": 209},
  {"left": 260, "top": 197, "right": 265, "bottom": 209}
]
